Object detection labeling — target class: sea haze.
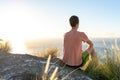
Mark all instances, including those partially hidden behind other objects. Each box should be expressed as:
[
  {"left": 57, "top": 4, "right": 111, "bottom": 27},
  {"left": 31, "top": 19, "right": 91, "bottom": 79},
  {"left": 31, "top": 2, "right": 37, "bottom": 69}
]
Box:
[{"left": 25, "top": 38, "right": 120, "bottom": 58}]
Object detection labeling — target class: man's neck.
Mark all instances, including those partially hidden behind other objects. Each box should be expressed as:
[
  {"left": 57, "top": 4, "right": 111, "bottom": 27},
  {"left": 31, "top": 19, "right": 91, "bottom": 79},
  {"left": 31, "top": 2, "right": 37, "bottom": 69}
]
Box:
[{"left": 72, "top": 27, "right": 78, "bottom": 31}]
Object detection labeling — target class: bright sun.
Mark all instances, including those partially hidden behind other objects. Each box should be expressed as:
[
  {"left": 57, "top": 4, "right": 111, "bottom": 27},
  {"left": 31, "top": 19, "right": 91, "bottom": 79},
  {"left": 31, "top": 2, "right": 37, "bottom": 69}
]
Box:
[{"left": 0, "top": 2, "right": 59, "bottom": 53}]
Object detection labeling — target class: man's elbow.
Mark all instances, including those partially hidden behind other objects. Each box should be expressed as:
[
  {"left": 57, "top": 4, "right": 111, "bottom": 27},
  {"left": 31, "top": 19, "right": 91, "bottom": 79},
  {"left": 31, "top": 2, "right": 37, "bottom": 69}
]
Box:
[
  {"left": 89, "top": 41, "right": 93, "bottom": 47},
  {"left": 87, "top": 40, "right": 93, "bottom": 47}
]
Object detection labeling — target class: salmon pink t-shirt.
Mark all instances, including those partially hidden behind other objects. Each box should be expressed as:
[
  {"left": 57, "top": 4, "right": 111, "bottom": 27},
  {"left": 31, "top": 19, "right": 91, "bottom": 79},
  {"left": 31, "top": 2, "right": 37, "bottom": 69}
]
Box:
[{"left": 63, "top": 29, "right": 89, "bottom": 66}]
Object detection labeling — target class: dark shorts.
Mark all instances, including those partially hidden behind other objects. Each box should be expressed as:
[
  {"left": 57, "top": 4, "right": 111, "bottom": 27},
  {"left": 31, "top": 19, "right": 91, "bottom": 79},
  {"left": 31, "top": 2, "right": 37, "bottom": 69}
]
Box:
[{"left": 67, "top": 51, "right": 90, "bottom": 68}]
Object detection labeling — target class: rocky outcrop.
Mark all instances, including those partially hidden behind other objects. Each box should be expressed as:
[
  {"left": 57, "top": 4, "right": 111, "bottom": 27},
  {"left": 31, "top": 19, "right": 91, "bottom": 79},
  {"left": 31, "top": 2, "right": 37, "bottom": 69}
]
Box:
[{"left": 0, "top": 51, "right": 93, "bottom": 80}]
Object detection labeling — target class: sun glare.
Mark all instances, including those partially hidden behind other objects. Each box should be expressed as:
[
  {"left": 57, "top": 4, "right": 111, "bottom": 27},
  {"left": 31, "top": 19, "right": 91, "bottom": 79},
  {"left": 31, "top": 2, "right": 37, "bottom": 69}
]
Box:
[{"left": 0, "top": 2, "right": 60, "bottom": 53}]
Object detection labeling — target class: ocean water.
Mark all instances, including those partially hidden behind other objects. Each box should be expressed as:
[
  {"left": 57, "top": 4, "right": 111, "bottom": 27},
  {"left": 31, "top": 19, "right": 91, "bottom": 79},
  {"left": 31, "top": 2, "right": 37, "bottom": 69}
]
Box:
[
  {"left": 83, "top": 38, "right": 120, "bottom": 58},
  {"left": 25, "top": 38, "right": 120, "bottom": 58}
]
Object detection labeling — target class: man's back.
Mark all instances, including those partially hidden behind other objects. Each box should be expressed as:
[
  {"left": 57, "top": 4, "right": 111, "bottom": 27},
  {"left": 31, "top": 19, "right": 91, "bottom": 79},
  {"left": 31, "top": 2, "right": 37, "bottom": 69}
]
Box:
[{"left": 63, "top": 29, "right": 88, "bottom": 66}]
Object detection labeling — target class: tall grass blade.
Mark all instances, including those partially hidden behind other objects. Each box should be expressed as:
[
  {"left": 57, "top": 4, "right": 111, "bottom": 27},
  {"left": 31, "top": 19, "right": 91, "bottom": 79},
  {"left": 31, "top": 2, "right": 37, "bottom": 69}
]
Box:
[
  {"left": 50, "top": 67, "right": 58, "bottom": 80},
  {"left": 42, "top": 55, "right": 51, "bottom": 80}
]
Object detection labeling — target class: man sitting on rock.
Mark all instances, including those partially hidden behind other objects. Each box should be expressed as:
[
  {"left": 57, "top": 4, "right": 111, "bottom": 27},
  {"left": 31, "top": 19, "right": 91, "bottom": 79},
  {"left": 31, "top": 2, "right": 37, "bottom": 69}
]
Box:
[{"left": 63, "top": 15, "right": 95, "bottom": 70}]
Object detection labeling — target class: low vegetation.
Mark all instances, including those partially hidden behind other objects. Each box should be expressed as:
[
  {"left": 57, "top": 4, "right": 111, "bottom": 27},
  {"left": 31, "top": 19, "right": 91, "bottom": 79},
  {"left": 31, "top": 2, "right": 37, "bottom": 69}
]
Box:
[
  {"left": 0, "top": 39, "right": 12, "bottom": 52},
  {"left": 38, "top": 47, "right": 59, "bottom": 58},
  {"left": 85, "top": 40, "right": 120, "bottom": 80}
]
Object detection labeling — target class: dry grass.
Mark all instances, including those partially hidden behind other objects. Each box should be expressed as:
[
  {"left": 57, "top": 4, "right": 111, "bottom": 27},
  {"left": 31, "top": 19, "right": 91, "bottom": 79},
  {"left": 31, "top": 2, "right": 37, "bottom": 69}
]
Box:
[
  {"left": 0, "top": 40, "right": 12, "bottom": 52},
  {"left": 85, "top": 39, "right": 120, "bottom": 80},
  {"left": 38, "top": 47, "right": 59, "bottom": 58},
  {"left": 42, "top": 55, "right": 58, "bottom": 80}
]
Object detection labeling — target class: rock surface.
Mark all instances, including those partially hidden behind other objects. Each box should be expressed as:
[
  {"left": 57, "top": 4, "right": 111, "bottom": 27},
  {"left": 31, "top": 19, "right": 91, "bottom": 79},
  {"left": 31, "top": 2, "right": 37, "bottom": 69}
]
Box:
[{"left": 0, "top": 51, "right": 93, "bottom": 80}]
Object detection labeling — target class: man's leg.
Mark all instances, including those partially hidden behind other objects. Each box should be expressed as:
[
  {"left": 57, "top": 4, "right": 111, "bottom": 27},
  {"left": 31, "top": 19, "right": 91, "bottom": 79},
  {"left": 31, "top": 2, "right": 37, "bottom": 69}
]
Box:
[{"left": 80, "top": 51, "right": 91, "bottom": 70}]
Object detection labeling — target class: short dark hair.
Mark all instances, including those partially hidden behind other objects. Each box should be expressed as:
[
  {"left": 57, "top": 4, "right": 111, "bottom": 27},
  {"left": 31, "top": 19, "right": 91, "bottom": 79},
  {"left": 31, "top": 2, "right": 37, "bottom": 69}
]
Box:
[{"left": 69, "top": 15, "right": 79, "bottom": 27}]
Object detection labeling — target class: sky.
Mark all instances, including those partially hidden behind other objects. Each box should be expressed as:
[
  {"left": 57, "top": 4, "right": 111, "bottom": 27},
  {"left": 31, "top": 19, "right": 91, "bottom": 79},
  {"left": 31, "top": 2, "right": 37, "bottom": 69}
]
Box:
[{"left": 0, "top": 0, "right": 120, "bottom": 53}]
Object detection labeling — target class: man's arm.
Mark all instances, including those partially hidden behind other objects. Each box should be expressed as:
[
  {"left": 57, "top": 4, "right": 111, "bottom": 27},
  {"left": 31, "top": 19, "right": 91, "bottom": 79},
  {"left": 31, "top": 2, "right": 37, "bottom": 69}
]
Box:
[
  {"left": 81, "top": 32, "right": 95, "bottom": 56},
  {"left": 86, "top": 39, "right": 94, "bottom": 56}
]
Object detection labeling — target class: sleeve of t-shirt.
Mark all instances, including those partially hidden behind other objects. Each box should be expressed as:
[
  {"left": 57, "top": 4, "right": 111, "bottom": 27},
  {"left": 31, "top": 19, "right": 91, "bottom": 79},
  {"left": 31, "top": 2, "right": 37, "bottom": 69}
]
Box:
[{"left": 81, "top": 32, "right": 89, "bottom": 42}]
